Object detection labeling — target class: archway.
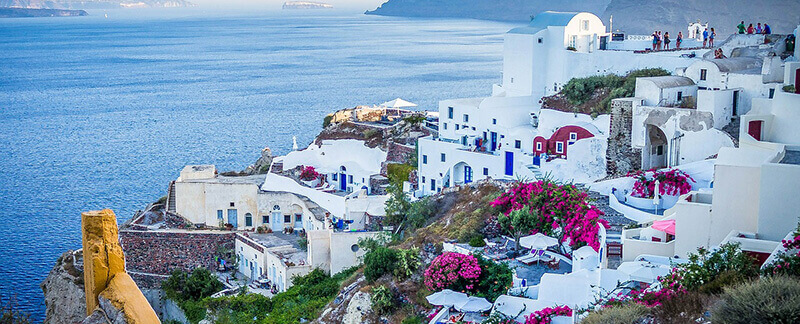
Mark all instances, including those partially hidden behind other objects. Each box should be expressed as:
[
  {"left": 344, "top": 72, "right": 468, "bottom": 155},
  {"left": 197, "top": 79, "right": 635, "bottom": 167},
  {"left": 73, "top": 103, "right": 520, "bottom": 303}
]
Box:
[
  {"left": 644, "top": 125, "right": 668, "bottom": 169},
  {"left": 452, "top": 162, "right": 473, "bottom": 185}
]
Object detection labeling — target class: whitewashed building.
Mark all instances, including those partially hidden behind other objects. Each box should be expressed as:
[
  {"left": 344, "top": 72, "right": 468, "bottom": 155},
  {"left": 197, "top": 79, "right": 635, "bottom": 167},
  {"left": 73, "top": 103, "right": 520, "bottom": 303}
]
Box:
[{"left": 417, "top": 11, "right": 706, "bottom": 195}]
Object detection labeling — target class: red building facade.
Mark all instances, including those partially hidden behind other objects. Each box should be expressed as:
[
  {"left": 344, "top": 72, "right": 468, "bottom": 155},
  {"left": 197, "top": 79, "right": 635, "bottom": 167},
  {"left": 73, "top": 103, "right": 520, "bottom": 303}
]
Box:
[{"left": 533, "top": 125, "right": 595, "bottom": 158}]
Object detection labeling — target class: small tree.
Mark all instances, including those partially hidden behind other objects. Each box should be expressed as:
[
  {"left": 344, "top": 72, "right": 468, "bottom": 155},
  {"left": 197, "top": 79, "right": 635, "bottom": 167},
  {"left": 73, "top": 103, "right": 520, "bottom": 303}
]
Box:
[
  {"left": 394, "top": 248, "right": 421, "bottom": 280},
  {"left": 363, "top": 247, "right": 399, "bottom": 282},
  {"left": 385, "top": 183, "right": 411, "bottom": 227},
  {"left": 497, "top": 208, "right": 539, "bottom": 253}
]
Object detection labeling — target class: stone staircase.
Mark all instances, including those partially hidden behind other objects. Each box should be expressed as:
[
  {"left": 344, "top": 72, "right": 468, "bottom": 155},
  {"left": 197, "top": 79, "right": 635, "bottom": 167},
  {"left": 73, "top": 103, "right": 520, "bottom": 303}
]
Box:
[
  {"left": 166, "top": 181, "right": 177, "bottom": 213},
  {"left": 525, "top": 164, "right": 544, "bottom": 180},
  {"left": 721, "top": 116, "right": 741, "bottom": 147}
]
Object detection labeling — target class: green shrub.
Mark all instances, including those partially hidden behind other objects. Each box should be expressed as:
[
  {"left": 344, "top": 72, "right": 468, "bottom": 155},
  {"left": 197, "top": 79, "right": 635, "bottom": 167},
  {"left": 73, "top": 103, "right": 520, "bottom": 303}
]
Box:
[
  {"left": 364, "top": 247, "right": 399, "bottom": 282},
  {"left": 262, "top": 267, "right": 357, "bottom": 324},
  {"left": 581, "top": 303, "right": 651, "bottom": 324},
  {"left": 406, "top": 197, "right": 437, "bottom": 230},
  {"left": 371, "top": 285, "right": 395, "bottom": 315},
  {"left": 322, "top": 114, "right": 333, "bottom": 128},
  {"left": 468, "top": 236, "right": 486, "bottom": 247},
  {"left": 403, "top": 114, "right": 426, "bottom": 125},
  {"left": 401, "top": 316, "right": 425, "bottom": 324},
  {"left": 206, "top": 292, "right": 272, "bottom": 323},
  {"left": 666, "top": 243, "right": 758, "bottom": 293},
  {"left": 387, "top": 163, "right": 416, "bottom": 187},
  {"left": 714, "top": 276, "right": 800, "bottom": 324},
  {"left": 162, "top": 268, "right": 223, "bottom": 303},
  {"left": 783, "top": 85, "right": 796, "bottom": 93},
  {"left": 394, "top": 248, "right": 421, "bottom": 280},
  {"left": 385, "top": 183, "right": 412, "bottom": 226},
  {"left": 473, "top": 255, "right": 513, "bottom": 302},
  {"left": 651, "top": 291, "right": 712, "bottom": 324}
]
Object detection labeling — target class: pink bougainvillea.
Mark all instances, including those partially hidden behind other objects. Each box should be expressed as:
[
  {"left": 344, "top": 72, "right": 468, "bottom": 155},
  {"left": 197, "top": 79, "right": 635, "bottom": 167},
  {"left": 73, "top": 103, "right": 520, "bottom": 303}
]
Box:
[
  {"left": 299, "top": 166, "right": 320, "bottom": 181},
  {"left": 628, "top": 168, "right": 695, "bottom": 198},
  {"left": 524, "top": 305, "right": 573, "bottom": 324},
  {"left": 489, "top": 180, "right": 609, "bottom": 251},
  {"left": 423, "top": 252, "right": 481, "bottom": 292}
]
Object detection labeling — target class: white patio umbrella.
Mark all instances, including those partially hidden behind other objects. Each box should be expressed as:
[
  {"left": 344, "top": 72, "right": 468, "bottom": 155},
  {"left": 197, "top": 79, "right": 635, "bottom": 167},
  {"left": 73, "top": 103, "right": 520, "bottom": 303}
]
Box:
[
  {"left": 426, "top": 289, "right": 469, "bottom": 306},
  {"left": 380, "top": 98, "right": 418, "bottom": 109},
  {"left": 454, "top": 296, "right": 493, "bottom": 312},
  {"left": 519, "top": 233, "right": 559, "bottom": 250},
  {"left": 617, "top": 261, "right": 672, "bottom": 283}
]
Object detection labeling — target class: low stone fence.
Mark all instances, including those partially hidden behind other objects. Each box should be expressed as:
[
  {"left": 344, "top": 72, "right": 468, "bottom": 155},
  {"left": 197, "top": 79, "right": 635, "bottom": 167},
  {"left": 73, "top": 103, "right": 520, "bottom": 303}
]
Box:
[{"left": 119, "top": 230, "right": 235, "bottom": 288}]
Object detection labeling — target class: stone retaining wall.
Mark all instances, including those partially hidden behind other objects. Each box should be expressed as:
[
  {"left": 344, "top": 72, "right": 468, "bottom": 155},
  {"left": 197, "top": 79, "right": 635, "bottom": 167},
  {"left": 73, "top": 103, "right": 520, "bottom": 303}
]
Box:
[{"left": 119, "top": 230, "right": 235, "bottom": 288}]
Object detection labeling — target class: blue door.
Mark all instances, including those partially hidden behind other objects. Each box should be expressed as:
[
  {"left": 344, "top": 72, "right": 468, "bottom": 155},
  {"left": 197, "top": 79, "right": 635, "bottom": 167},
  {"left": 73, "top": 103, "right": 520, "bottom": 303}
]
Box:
[
  {"left": 533, "top": 155, "right": 541, "bottom": 166},
  {"left": 339, "top": 173, "right": 347, "bottom": 191},
  {"left": 227, "top": 209, "right": 238, "bottom": 228},
  {"left": 505, "top": 152, "right": 514, "bottom": 176},
  {"left": 464, "top": 166, "right": 473, "bottom": 183},
  {"left": 490, "top": 132, "right": 498, "bottom": 151}
]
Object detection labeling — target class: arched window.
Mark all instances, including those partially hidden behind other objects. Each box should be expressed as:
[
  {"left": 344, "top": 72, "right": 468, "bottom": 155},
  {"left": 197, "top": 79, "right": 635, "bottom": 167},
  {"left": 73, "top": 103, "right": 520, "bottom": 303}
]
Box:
[
  {"left": 340, "top": 165, "right": 346, "bottom": 172},
  {"left": 273, "top": 205, "right": 280, "bottom": 211},
  {"left": 245, "top": 213, "right": 252, "bottom": 227}
]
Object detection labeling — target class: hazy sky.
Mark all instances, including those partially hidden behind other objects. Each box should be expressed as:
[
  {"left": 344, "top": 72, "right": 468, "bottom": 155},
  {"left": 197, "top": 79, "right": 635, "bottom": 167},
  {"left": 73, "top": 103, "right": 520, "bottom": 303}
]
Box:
[{"left": 190, "top": 0, "right": 388, "bottom": 11}]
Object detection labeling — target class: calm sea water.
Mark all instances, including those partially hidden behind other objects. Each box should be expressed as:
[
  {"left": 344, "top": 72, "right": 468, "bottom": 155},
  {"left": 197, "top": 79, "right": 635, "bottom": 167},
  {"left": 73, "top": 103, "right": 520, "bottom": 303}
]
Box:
[{"left": 0, "top": 9, "right": 511, "bottom": 320}]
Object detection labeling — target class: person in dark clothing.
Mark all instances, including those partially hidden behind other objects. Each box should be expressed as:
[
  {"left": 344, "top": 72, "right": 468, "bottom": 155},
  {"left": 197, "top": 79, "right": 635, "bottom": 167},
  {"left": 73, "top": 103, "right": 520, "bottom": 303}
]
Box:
[
  {"left": 676, "top": 31, "right": 683, "bottom": 49},
  {"left": 664, "top": 32, "right": 671, "bottom": 50},
  {"left": 709, "top": 28, "right": 716, "bottom": 47}
]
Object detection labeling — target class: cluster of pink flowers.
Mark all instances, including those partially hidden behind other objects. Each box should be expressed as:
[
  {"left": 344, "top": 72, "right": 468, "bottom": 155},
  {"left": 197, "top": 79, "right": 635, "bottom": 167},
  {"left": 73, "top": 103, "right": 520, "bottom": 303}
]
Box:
[
  {"left": 523, "top": 305, "right": 572, "bottom": 324},
  {"left": 423, "top": 252, "right": 481, "bottom": 292},
  {"left": 490, "top": 181, "right": 609, "bottom": 251},
  {"left": 627, "top": 168, "right": 695, "bottom": 198},
  {"left": 765, "top": 234, "right": 800, "bottom": 275},
  {"left": 781, "top": 235, "right": 800, "bottom": 252},
  {"left": 299, "top": 166, "right": 320, "bottom": 181}
]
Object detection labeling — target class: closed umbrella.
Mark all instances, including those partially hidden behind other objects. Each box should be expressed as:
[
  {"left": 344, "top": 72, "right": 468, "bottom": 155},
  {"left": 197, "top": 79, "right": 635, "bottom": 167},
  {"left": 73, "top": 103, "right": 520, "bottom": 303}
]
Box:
[
  {"left": 618, "top": 261, "right": 672, "bottom": 283},
  {"left": 455, "top": 296, "right": 493, "bottom": 312},
  {"left": 519, "top": 233, "right": 559, "bottom": 250},
  {"left": 426, "top": 289, "right": 469, "bottom": 306}
]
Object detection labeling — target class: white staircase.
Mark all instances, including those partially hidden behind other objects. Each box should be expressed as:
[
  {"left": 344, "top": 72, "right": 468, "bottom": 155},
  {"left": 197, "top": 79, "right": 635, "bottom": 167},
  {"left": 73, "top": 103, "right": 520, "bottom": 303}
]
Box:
[{"left": 525, "top": 164, "right": 544, "bottom": 180}]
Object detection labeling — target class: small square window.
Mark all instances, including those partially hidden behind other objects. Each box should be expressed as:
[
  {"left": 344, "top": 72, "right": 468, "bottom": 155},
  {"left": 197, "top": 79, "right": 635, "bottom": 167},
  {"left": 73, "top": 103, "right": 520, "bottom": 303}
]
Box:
[
  {"left": 421, "top": 176, "right": 426, "bottom": 183},
  {"left": 569, "top": 132, "right": 578, "bottom": 141},
  {"left": 536, "top": 142, "right": 542, "bottom": 151},
  {"left": 422, "top": 155, "right": 428, "bottom": 164},
  {"left": 472, "top": 127, "right": 476, "bottom": 131},
  {"left": 556, "top": 142, "right": 564, "bottom": 153},
  {"left": 262, "top": 215, "right": 268, "bottom": 223},
  {"left": 492, "top": 119, "right": 497, "bottom": 125},
  {"left": 284, "top": 215, "right": 291, "bottom": 223},
  {"left": 332, "top": 173, "right": 337, "bottom": 181},
  {"left": 538, "top": 37, "right": 543, "bottom": 43},
  {"left": 483, "top": 168, "right": 489, "bottom": 175},
  {"left": 463, "top": 114, "right": 469, "bottom": 122},
  {"left": 441, "top": 153, "right": 446, "bottom": 162},
  {"left": 514, "top": 140, "right": 521, "bottom": 149},
  {"left": 229, "top": 202, "right": 235, "bottom": 207},
  {"left": 455, "top": 124, "right": 460, "bottom": 130},
  {"left": 296, "top": 214, "right": 302, "bottom": 222}
]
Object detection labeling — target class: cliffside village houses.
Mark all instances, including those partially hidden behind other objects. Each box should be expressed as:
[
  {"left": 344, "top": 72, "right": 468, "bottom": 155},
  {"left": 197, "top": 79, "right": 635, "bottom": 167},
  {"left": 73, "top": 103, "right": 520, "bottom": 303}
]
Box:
[{"left": 131, "top": 11, "right": 800, "bottom": 321}]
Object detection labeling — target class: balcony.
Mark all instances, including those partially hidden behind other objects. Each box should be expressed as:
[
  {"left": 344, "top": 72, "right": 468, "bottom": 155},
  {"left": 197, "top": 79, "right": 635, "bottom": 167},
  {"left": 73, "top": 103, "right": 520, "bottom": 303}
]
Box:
[{"left": 621, "top": 227, "right": 676, "bottom": 262}]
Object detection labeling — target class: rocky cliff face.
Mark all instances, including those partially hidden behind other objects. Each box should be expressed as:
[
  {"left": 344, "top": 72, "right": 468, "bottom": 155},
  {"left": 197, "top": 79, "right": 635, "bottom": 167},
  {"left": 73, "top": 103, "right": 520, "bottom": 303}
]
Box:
[
  {"left": 367, "top": 0, "right": 800, "bottom": 35},
  {"left": 41, "top": 250, "right": 87, "bottom": 324}
]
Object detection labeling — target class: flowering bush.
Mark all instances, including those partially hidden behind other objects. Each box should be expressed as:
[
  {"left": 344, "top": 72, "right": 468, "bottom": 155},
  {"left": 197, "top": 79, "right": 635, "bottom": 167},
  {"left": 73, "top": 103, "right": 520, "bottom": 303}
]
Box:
[
  {"left": 423, "top": 252, "right": 481, "bottom": 292},
  {"left": 299, "top": 166, "right": 319, "bottom": 181},
  {"left": 524, "top": 305, "right": 572, "bottom": 324},
  {"left": 627, "top": 168, "right": 695, "bottom": 198},
  {"left": 490, "top": 180, "right": 609, "bottom": 251},
  {"left": 762, "top": 228, "right": 800, "bottom": 277}
]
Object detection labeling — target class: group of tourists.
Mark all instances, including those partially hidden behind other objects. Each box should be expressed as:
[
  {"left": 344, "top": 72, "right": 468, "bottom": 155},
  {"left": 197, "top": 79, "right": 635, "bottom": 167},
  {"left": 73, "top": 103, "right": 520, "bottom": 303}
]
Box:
[
  {"left": 652, "top": 30, "right": 691, "bottom": 51},
  {"left": 737, "top": 21, "right": 771, "bottom": 35},
  {"left": 702, "top": 28, "right": 716, "bottom": 48}
]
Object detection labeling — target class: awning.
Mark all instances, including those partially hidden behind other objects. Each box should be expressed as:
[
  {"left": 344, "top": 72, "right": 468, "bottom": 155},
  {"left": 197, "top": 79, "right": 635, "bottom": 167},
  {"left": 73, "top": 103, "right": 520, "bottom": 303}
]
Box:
[{"left": 652, "top": 219, "right": 676, "bottom": 235}]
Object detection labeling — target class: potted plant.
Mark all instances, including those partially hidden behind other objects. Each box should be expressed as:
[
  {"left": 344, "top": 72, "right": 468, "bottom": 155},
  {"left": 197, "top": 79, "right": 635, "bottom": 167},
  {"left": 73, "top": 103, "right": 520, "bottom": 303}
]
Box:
[{"left": 299, "top": 166, "right": 320, "bottom": 187}]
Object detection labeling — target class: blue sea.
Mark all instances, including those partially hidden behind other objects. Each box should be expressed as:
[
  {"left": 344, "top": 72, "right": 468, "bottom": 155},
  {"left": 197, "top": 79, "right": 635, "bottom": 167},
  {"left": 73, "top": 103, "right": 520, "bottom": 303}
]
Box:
[{"left": 0, "top": 9, "right": 512, "bottom": 321}]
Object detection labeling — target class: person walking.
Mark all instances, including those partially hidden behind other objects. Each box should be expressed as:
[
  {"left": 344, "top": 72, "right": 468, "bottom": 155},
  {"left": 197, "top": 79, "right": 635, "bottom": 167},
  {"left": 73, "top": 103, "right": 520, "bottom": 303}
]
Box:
[
  {"left": 709, "top": 28, "right": 716, "bottom": 47},
  {"left": 703, "top": 28, "right": 709, "bottom": 47},
  {"left": 664, "top": 32, "right": 671, "bottom": 50},
  {"left": 764, "top": 23, "right": 771, "bottom": 34},
  {"left": 756, "top": 23, "right": 763, "bottom": 34},
  {"left": 652, "top": 31, "right": 658, "bottom": 50},
  {"left": 676, "top": 31, "right": 683, "bottom": 49},
  {"left": 737, "top": 21, "right": 746, "bottom": 34},
  {"left": 747, "top": 24, "right": 754, "bottom": 34}
]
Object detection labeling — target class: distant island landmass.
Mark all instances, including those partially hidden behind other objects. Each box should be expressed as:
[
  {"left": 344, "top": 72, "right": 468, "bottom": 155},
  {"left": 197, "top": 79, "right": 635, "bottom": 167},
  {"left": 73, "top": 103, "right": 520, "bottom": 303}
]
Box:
[
  {"left": 366, "top": 0, "right": 800, "bottom": 35},
  {"left": 283, "top": 1, "right": 333, "bottom": 9},
  {"left": 0, "top": 0, "right": 195, "bottom": 10},
  {"left": 0, "top": 7, "right": 88, "bottom": 17}
]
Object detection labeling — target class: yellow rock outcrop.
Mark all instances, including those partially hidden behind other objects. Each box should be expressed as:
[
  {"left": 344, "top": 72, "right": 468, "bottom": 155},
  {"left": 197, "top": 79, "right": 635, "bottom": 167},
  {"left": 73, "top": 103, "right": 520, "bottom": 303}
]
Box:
[{"left": 81, "top": 209, "right": 160, "bottom": 324}]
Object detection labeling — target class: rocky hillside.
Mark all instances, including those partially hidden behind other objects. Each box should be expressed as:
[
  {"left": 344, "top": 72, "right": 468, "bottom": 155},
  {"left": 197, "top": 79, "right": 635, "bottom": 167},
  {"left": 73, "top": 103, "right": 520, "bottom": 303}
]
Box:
[
  {"left": 40, "top": 250, "right": 86, "bottom": 324},
  {"left": 0, "top": 0, "right": 195, "bottom": 9},
  {"left": 367, "top": 0, "right": 800, "bottom": 35}
]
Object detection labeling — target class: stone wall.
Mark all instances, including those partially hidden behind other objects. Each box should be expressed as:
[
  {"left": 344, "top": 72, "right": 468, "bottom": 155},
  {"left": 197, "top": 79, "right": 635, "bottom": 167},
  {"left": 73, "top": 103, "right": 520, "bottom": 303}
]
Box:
[
  {"left": 119, "top": 230, "right": 235, "bottom": 288},
  {"left": 607, "top": 98, "right": 642, "bottom": 176}
]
